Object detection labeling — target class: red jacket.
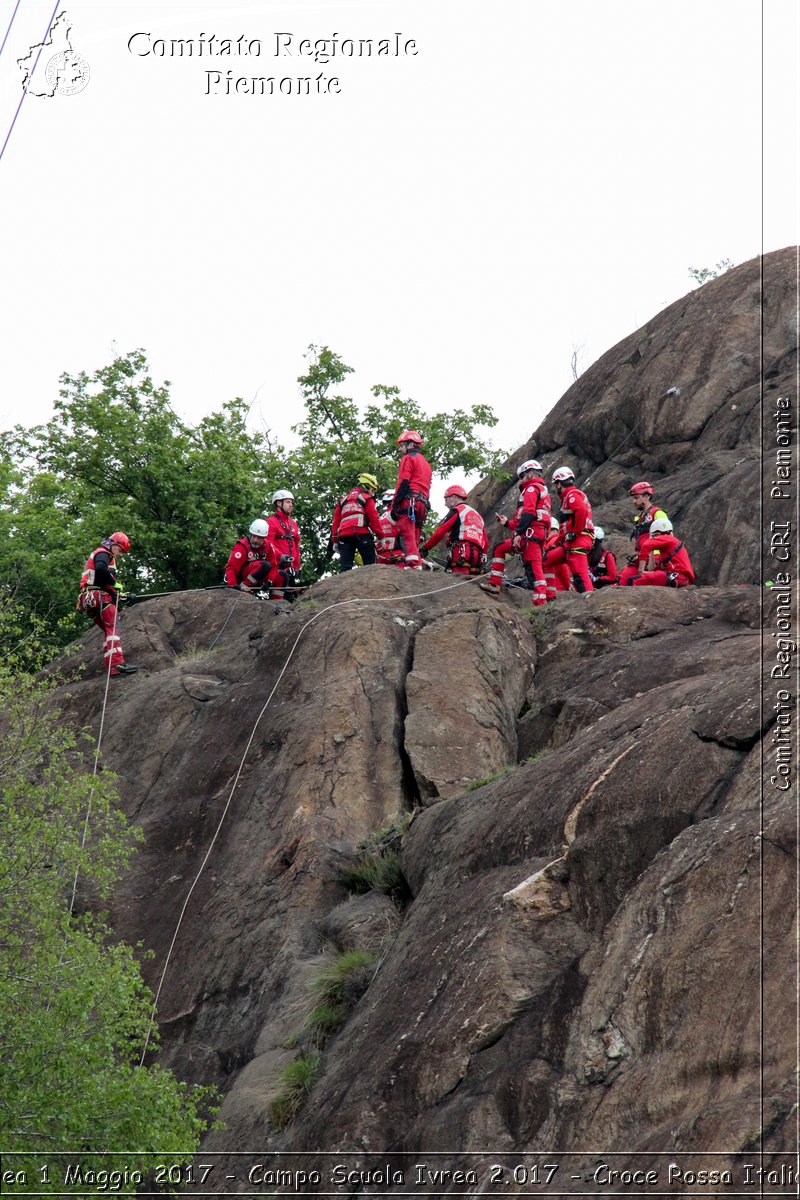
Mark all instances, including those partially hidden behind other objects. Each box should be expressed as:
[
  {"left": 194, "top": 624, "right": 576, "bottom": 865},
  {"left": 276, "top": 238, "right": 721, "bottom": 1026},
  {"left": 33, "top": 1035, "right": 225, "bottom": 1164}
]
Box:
[
  {"left": 224, "top": 536, "right": 269, "bottom": 587},
  {"left": 424, "top": 504, "right": 488, "bottom": 552},
  {"left": 556, "top": 485, "right": 594, "bottom": 540},
  {"left": 511, "top": 477, "right": 551, "bottom": 539},
  {"left": 632, "top": 504, "right": 668, "bottom": 549},
  {"left": 638, "top": 532, "right": 695, "bottom": 583},
  {"left": 590, "top": 548, "right": 618, "bottom": 586},
  {"left": 266, "top": 513, "right": 301, "bottom": 570},
  {"left": 394, "top": 450, "right": 432, "bottom": 510},
  {"left": 331, "top": 487, "right": 383, "bottom": 541}
]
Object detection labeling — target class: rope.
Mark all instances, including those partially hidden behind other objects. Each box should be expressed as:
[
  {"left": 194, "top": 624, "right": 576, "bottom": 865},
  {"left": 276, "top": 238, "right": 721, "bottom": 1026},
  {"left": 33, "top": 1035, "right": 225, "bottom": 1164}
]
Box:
[
  {"left": 68, "top": 599, "right": 119, "bottom": 916},
  {"left": 207, "top": 594, "right": 242, "bottom": 651},
  {"left": 138, "top": 572, "right": 481, "bottom": 1061},
  {"left": 0, "top": 0, "right": 62, "bottom": 164}
]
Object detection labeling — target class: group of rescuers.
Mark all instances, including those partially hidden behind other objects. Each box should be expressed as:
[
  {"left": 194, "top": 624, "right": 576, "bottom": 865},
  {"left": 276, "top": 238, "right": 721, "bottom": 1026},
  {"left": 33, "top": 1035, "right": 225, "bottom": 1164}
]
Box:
[{"left": 79, "top": 430, "right": 694, "bottom": 677}]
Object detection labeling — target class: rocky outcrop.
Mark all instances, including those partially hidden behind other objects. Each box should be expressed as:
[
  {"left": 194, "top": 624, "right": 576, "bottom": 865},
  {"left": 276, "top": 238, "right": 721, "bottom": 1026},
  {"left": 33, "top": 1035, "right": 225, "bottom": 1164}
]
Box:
[
  {"left": 470, "top": 247, "right": 798, "bottom": 587},
  {"left": 41, "top": 253, "right": 795, "bottom": 1188}
]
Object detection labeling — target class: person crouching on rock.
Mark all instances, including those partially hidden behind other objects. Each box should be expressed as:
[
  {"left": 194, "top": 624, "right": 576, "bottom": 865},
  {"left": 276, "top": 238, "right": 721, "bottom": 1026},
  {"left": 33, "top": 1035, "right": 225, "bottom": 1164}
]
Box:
[
  {"left": 421, "top": 484, "right": 488, "bottom": 575},
  {"left": 544, "top": 517, "right": 571, "bottom": 599},
  {"left": 224, "top": 519, "right": 273, "bottom": 592},
  {"left": 588, "top": 527, "right": 618, "bottom": 588},
  {"left": 331, "top": 473, "right": 384, "bottom": 571},
  {"left": 77, "top": 532, "right": 140, "bottom": 677},
  {"left": 631, "top": 518, "right": 695, "bottom": 587}
]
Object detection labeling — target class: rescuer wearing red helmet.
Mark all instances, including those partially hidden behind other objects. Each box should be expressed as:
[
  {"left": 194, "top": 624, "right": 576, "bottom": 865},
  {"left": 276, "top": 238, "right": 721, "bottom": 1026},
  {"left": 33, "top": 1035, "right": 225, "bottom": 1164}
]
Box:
[
  {"left": 542, "top": 467, "right": 595, "bottom": 593},
  {"left": 421, "top": 484, "right": 488, "bottom": 575},
  {"left": 631, "top": 517, "right": 695, "bottom": 587},
  {"left": 224, "top": 519, "right": 273, "bottom": 590},
  {"left": 331, "top": 473, "right": 385, "bottom": 571},
  {"left": 391, "top": 431, "right": 432, "bottom": 569},
  {"left": 616, "top": 481, "right": 669, "bottom": 586},
  {"left": 376, "top": 490, "right": 405, "bottom": 565},
  {"left": 77, "top": 532, "right": 139, "bottom": 676},
  {"left": 479, "top": 460, "right": 551, "bottom": 605}
]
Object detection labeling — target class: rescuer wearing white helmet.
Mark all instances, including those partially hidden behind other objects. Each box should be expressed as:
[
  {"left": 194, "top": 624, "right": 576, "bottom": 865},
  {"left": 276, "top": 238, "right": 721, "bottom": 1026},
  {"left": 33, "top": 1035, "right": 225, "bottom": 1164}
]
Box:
[
  {"left": 376, "top": 490, "right": 405, "bottom": 566},
  {"left": 264, "top": 489, "right": 301, "bottom": 599},
  {"left": 543, "top": 466, "right": 595, "bottom": 594},
  {"left": 480, "top": 459, "right": 551, "bottom": 604},
  {"left": 223, "top": 518, "right": 273, "bottom": 591},
  {"left": 629, "top": 517, "right": 696, "bottom": 588},
  {"left": 587, "top": 525, "right": 618, "bottom": 587}
]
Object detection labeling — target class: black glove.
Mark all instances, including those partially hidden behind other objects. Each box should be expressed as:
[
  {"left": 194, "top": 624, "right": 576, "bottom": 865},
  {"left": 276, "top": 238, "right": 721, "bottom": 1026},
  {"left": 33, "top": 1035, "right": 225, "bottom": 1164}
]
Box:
[
  {"left": 279, "top": 554, "right": 292, "bottom": 568},
  {"left": 420, "top": 545, "right": 429, "bottom": 559},
  {"left": 390, "top": 506, "right": 400, "bottom": 521}
]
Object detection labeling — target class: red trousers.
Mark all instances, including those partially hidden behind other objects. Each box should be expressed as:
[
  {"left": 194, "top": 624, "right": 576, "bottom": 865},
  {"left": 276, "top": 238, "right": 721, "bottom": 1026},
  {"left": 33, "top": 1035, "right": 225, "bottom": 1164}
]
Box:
[
  {"left": 632, "top": 570, "right": 692, "bottom": 588},
  {"left": 91, "top": 596, "right": 125, "bottom": 673},
  {"left": 544, "top": 538, "right": 594, "bottom": 593},
  {"left": 397, "top": 500, "right": 427, "bottom": 567}
]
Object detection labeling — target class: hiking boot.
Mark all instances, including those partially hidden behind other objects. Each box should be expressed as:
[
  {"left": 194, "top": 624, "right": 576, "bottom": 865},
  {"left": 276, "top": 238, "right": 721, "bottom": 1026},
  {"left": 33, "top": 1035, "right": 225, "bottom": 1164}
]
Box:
[
  {"left": 111, "top": 663, "right": 140, "bottom": 676},
  {"left": 479, "top": 580, "right": 501, "bottom": 595}
]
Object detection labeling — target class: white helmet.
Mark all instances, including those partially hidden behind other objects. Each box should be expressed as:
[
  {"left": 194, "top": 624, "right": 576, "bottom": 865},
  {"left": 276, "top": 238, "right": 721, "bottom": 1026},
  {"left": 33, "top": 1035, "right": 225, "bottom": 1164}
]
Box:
[
  {"left": 593, "top": 526, "right": 605, "bottom": 540},
  {"left": 649, "top": 517, "right": 673, "bottom": 535},
  {"left": 381, "top": 490, "right": 395, "bottom": 507},
  {"left": 551, "top": 466, "right": 574, "bottom": 484},
  {"left": 550, "top": 517, "right": 560, "bottom": 531},
  {"left": 249, "top": 519, "right": 268, "bottom": 537},
  {"left": 516, "top": 458, "right": 542, "bottom": 478},
  {"left": 271, "top": 489, "right": 294, "bottom": 504}
]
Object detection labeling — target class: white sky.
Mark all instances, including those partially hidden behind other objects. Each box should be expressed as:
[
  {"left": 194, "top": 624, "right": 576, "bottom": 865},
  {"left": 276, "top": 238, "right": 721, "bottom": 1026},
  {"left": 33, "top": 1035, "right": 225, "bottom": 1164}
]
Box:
[{"left": 0, "top": 0, "right": 798, "bottom": 461}]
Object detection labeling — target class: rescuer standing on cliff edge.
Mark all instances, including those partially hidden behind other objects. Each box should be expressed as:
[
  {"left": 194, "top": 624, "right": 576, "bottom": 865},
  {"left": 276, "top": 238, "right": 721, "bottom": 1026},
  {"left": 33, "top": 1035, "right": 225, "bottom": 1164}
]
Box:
[
  {"left": 391, "top": 431, "right": 432, "bottom": 569},
  {"left": 77, "top": 532, "right": 140, "bottom": 677}
]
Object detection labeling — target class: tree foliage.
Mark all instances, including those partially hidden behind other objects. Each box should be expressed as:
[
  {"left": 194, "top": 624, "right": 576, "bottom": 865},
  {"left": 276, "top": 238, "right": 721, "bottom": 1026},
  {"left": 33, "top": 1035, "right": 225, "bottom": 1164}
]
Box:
[
  {"left": 285, "top": 345, "right": 507, "bottom": 575},
  {"left": 2, "top": 345, "right": 506, "bottom": 632},
  {"left": 0, "top": 612, "right": 216, "bottom": 1190}
]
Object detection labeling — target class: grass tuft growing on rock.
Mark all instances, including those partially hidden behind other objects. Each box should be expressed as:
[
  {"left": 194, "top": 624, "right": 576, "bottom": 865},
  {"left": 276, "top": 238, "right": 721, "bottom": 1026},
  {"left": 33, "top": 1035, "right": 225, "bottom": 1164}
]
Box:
[
  {"left": 268, "top": 1054, "right": 321, "bottom": 1130},
  {"left": 340, "top": 849, "right": 410, "bottom": 908}
]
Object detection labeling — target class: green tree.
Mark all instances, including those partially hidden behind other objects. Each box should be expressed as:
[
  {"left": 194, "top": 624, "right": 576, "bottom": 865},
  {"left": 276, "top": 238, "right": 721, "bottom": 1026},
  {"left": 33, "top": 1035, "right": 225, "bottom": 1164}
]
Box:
[
  {"left": 285, "top": 345, "right": 507, "bottom": 575},
  {"left": 0, "top": 621, "right": 217, "bottom": 1191},
  {"left": 2, "top": 350, "right": 280, "bottom": 625}
]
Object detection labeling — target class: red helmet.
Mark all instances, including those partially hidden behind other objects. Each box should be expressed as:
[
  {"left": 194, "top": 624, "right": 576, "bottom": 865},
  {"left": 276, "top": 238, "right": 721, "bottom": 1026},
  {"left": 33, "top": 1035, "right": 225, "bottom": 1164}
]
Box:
[
  {"left": 444, "top": 484, "right": 468, "bottom": 501},
  {"left": 629, "top": 481, "right": 653, "bottom": 496},
  {"left": 397, "top": 430, "right": 423, "bottom": 446},
  {"left": 109, "top": 532, "right": 131, "bottom": 553}
]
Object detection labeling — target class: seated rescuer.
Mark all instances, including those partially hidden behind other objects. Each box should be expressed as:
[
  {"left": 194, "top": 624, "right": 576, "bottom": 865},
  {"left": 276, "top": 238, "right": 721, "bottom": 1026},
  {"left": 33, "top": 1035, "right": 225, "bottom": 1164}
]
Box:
[
  {"left": 543, "top": 466, "right": 595, "bottom": 593},
  {"left": 224, "top": 520, "right": 272, "bottom": 590},
  {"left": 616, "top": 481, "right": 669, "bottom": 586},
  {"left": 421, "top": 484, "right": 488, "bottom": 574},
  {"left": 631, "top": 518, "right": 695, "bottom": 587},
  {"left": 391, "top": 430, "right": 432, "bottom": 569},
  {"left": 77, "top": 531, "right": 140, "bottom": 677},
  {"left": 265, "top": 489, "right": 301, "bottom": 600},
  {"left": 588, "top": 526, "right": 618, "bottom": 587},
  {"left": 376, "top": 490, "right": 405, "bottom": 565},
  {"left": 330, "top": 473, "right": 384, "bottom": 571}
]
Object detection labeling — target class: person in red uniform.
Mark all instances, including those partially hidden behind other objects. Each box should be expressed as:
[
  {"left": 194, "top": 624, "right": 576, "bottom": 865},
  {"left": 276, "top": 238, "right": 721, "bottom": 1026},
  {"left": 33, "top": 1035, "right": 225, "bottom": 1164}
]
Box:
[
  {"left": 617, "top": 481, "right": 669, "bottom": 586},
  {"left": 587, "top": 527, "right": 618, "bottom": 588},
  {"left": 331, "top": 473, "right": 384, "bottom": 571},
  {"left": 543, "top": 466, "right": 595, "bottom": 593},
  {"left": 544, "top": 517, "right": 572, "bottom": 599},
  {"left": 391, "top": 430, "right": 432, "bottom": 569},
  {"left": 224, "top": 519, "right": 273, "bottom": 590},
  {"left": 421, "top": 484, "right": 488, "bottom": 575},
  {"left": 631, "top": 518, "right": 695, "bottom": 587},
  {"left": 77, "top": 532, "right": 139, "bottom": 677},
  {"left": 376, "top": 490, "right": 405, "bottom": 566},
  {"left": 480, "top": 460, "right": 551, "bottom": 605},
  {"left": 265, "top": 489, "right": 301, "bottom": 599}
]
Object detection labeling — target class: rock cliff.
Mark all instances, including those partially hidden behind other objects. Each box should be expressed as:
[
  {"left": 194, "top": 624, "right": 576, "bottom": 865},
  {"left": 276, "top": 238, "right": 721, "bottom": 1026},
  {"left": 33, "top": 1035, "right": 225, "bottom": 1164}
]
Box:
[{"left": 45, "top": 249, "right": 795, "bottom": 1193}]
